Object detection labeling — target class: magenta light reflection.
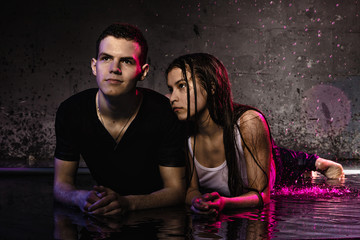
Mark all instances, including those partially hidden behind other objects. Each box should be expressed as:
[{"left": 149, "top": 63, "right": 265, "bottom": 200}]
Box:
[{"left": 272, "top": 185, "right": 358, "bottom": 199}]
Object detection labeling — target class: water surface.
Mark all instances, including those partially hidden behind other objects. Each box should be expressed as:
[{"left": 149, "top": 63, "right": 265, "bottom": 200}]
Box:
[{"left": 1, "top": 170, "right": 359, "bottom": 239}]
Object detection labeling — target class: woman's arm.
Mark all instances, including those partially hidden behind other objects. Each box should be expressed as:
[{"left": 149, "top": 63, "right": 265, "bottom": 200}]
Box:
[
  {"left": 190, "top": 110, "right": 273, "bottom": 214},
  {"left": 239, "top": 110, "right": 272, "bottom": 207},
  {"left": 185, "top": 155, "right": 202, "bottom": 205},
  {"left": 205, "top": 110, "right": 272, "bottom": 211},
  {"left": 185, "top": 153, "right": 220, "bottom": 215}
]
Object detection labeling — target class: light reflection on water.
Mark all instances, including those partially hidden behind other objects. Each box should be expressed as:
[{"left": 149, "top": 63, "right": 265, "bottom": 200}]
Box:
[
  {"left": 52, "top": 175, "right": 360, "bottom": 239},
  {"left": 51, "top": 175, "right": 360, "bottom": 239},
  {"left": 2, "top": 172, "right": 359, "bottom": 239},
  {"left": 269, "top": 174, "right": 360, "bottom": 239}
]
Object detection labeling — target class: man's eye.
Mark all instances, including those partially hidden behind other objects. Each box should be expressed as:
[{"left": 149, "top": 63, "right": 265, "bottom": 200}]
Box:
[
  {"left": 121, "top": 59, "right": 133, "bottom": 64},
  {"left": 101, "top": 56, "right": 110, "bottom": 61}
]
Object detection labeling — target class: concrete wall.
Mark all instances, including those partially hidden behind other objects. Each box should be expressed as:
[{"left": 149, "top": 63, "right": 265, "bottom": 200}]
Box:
[{"left": 0, "top": 0, "right": 359, "bottom": 167}]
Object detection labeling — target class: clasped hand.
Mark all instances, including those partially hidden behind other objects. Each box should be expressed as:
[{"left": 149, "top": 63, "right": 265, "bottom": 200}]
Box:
[
  {"left": 81, "top": 186, "right": 130, "bottom": 217},
  {"left": 191, "top": 192, "right": 225, "bottom": 216}
]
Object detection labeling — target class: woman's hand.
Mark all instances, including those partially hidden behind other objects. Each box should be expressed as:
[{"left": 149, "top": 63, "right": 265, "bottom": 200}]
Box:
[{"left": 191, "top": 192, "right": 225, "bottom": 215}]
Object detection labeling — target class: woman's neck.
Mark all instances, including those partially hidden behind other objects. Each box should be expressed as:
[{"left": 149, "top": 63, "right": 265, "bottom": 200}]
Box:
[{"left": 196, "top": 111, "right": 223, "bottom": 139}]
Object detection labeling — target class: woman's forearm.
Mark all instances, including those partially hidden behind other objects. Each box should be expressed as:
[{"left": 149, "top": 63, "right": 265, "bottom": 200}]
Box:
[
  {"left": 185, "top": 188, "right": 202, "bottom": 205},
  {"left": 223, "top": 191, "right": 269, "bottom": 209}
]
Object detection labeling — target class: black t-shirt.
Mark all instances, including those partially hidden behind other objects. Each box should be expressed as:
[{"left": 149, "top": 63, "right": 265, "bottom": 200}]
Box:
[{"left": 55, "top": 88, "right": 186, "bottom": 195}]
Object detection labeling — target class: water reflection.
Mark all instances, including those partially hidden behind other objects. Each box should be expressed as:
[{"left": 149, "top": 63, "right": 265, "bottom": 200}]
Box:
[
  {"left": 190, "top": 205, "right": 275, "bottom": 239},
  {"left": 54, "top": 202, "right": 276, "bottom": 239},
  {"left": 54, "top": 204, "right": 190, "bottom": 239},
  {"left": 53, "top": 174, "right": 360, "bottom": 239}
]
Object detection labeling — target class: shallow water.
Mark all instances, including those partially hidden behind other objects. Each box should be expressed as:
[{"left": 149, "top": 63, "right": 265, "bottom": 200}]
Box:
[{"left": 1, "top": 170, "right": 359, "bottom": 239}]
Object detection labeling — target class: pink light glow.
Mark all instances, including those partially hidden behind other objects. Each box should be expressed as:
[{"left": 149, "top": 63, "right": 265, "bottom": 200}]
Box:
[
  {"left": 301, "top": 85, "right": 351, "bottom": 136},
  {"left": 272, "top": 185, "right": 358, "bottom": 199}
]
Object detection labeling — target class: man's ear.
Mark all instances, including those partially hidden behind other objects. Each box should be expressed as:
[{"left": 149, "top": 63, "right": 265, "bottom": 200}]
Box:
[
  {"left": 139, "top": 64, "right": 150, "bottom": 81},
  {"left": 91, "top": 58, "right": 97, "bottom": 76}
]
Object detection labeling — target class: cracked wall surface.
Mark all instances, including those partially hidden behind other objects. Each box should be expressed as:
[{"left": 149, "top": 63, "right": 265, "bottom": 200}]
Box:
[{"left": 0, "top": 0, "right": 359, "bottom": 167}]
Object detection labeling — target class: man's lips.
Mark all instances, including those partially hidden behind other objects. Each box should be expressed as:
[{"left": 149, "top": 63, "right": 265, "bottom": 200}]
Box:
[{"left": 106, "top": 78, "right": 124, "bottom": 84}]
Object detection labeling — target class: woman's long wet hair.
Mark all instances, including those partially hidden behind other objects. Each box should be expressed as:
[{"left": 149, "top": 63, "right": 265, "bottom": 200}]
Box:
[{"left": 165, "top": 53, "right": 269, "bottom": 197}]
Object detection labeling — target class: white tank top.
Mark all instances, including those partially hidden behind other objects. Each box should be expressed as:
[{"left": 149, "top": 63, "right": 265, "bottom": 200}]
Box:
[{"left": 188, "top": 127, "right": 275, "bottom": 196}]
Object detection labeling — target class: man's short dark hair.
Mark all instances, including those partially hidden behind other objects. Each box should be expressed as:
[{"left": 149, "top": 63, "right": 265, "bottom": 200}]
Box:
[{"left": 95, "top": 23, "right": 148, "bottom": 65}]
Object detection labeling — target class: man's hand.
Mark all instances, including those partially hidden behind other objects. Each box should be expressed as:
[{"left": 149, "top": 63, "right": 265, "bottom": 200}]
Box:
[
  {"left": 86, "top": 186, "right": 131, "bottom": 217},
  {"left": 81, "top": 190, "right": 102, "bottom": 212}
]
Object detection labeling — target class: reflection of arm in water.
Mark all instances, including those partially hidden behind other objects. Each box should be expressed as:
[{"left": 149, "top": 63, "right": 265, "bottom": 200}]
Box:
[{"left": 53, "top": 204, "right": 188, "bottom": 238}]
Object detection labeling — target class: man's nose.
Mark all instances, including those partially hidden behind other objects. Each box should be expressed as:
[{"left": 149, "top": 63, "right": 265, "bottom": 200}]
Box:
[{"left": 111, "top": 62, "right": 122, "bottom": 74}]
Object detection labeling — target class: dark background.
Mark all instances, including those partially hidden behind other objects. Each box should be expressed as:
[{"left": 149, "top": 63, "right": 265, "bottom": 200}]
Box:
[{"left": 0, "top": 0, "right": 359, "bottom": 167}]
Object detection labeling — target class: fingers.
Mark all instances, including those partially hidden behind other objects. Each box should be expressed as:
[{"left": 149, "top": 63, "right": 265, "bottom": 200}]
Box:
[
  {"left": 201, "top": 192, "right": 220, "bottom": 201},
  {"left": 92, "top": 185, "right": 110, "bottom": 198},
  {"left": 81, "top": 190, "right": 101, "bottom": 212},
  {"left": 190, "top": 205, "right": 218, "bottom": 216},
  {"left": 191, "top": 194, "right": 222, "bottom": 216},
  {"left": 88, "top": 194, "right": 117, "bottom": 213},
  {"left": 86, "top": 192, "right": 130, "bottom": 217},
  {"left": 192, "top": 198, "right": 210, "bottom": 211},
  {"left": 88, "top": 201, "right": 123, "bottom": 216}
]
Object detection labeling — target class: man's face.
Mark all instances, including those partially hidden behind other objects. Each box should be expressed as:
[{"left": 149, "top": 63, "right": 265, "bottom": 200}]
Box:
[{"left": 91, "top": 36, "right": 148, "bottom": 97}]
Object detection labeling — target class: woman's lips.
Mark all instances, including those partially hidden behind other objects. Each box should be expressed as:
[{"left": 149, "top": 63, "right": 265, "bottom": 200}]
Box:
[{"left": 172, "top": 107, "right": 182, "bottom": 112}]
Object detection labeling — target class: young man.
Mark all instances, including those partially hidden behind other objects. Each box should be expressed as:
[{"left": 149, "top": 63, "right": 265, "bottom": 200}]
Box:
[{"left": 53, "top": 23, "right": 186, "bottom": 216}]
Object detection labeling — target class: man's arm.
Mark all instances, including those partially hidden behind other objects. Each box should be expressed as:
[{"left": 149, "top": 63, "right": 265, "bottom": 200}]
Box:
[
  {"left": 53, "top": 158, "right": 100, "bottom": 211},
  {"left": 128, "top": 165, "right": 186, "bottom": 210},
  {"left": 87, "top": 166, "right": 186, "bottom": 216}
]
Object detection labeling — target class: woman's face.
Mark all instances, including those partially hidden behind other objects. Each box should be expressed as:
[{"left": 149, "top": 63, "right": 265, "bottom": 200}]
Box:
[{"left": 167, "top": 67, "right": 208, "bottom": 121}]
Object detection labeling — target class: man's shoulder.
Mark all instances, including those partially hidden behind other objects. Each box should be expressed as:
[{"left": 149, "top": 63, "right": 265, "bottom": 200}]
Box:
[
  {"left": 57, "top": 88, "right": 97, "bottom": 113},
  {"left": 60, "top": 88, "right": 96, "bottom": 105},
  {"left": 138, "top": 87, "right": 170, "bottom": 107}
]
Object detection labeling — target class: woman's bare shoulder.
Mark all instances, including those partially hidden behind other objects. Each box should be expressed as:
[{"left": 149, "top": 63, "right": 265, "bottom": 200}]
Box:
[{"left": 238, "top": 110, "right": 265, "bottom": 125}]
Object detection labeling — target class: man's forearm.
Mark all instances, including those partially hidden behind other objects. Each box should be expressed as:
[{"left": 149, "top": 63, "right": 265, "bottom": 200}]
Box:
[
  {"left": 125, "top": 186, "right": 185, "bottom": 211},
  {"left": 54, "top": 183, "right": 88, "bottom": 209}
]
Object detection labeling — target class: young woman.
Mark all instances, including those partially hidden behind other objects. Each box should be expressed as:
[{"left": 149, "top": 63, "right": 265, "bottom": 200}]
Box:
[{"left": 165, "top": 53, "right": 344, "bottom": 215}]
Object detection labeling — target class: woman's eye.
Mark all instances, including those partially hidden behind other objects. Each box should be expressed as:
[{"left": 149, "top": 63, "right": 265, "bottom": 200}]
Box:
[{"left": 179, "top": 83, "right": 186, "bottom": 89}]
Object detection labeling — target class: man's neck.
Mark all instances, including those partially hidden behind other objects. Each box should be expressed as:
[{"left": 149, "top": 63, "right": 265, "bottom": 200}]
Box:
[{"left": 97, "top": 89, "right": 142, "bottom": 120}]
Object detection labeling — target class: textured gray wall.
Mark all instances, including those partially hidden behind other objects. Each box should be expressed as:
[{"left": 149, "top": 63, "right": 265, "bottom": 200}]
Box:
[{"left": 0, "top": 0, "right": 359, "bottom": 167}]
